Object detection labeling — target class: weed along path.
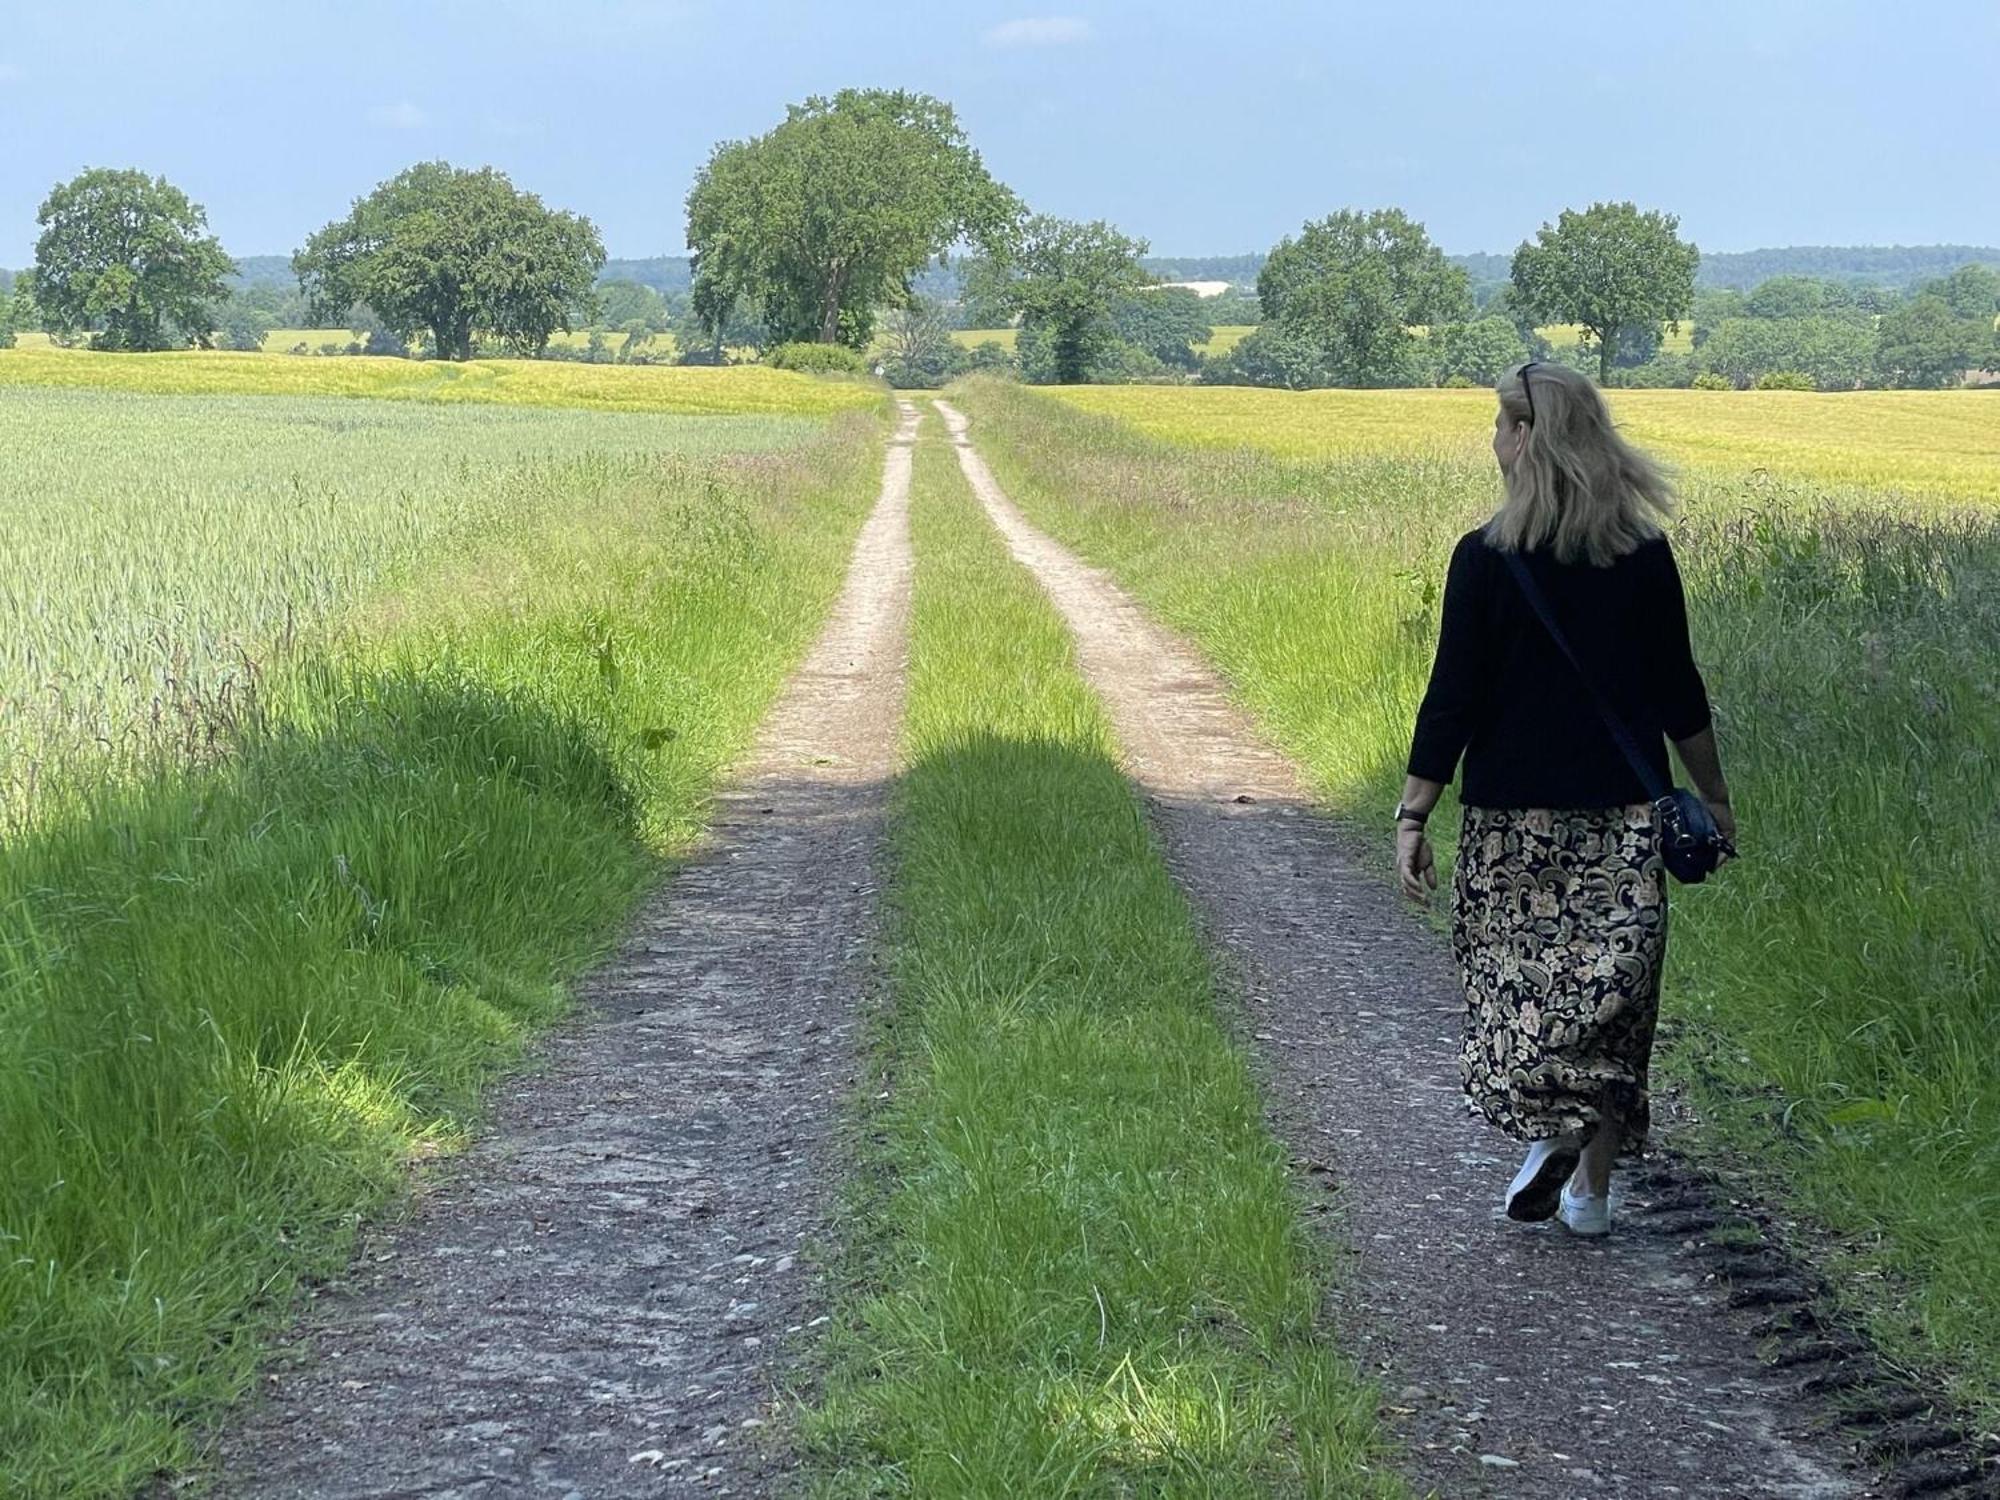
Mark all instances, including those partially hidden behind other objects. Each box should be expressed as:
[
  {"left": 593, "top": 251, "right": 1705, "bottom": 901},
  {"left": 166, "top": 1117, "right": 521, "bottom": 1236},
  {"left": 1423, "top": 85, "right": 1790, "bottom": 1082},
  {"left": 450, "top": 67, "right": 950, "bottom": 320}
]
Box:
[
  {"left": 216, "top": 403, "right": 921, "bottom": 1499},
  {"left": 934, "top": 400, "right": 1858, "bottom": 1500}
]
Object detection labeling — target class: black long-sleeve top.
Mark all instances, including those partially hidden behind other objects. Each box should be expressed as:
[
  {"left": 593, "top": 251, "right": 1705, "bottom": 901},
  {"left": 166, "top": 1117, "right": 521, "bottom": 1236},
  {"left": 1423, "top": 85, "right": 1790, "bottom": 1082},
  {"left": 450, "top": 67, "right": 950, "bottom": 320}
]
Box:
[{"left": 1407, "top": 527, "right": 1713, "bottom": 809}]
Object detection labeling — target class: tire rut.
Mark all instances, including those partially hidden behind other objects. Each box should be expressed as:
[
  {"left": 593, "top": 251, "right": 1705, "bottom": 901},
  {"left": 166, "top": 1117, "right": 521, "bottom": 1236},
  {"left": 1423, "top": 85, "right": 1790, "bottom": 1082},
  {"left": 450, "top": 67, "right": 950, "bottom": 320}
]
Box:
[
  {"left": 211, "top": 402, "right": 923, "bottom": 1500},
  {"left": 935, "top": 398, "right": 1862, "bottom": 1500}
]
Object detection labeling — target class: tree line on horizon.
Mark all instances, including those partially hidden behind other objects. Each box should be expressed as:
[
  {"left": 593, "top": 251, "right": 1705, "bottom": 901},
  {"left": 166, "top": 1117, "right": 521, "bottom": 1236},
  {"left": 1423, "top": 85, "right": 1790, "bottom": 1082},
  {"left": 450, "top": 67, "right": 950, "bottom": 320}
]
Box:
[{"left": 4, "top": 88, "right": 1997, "bottom": 391}]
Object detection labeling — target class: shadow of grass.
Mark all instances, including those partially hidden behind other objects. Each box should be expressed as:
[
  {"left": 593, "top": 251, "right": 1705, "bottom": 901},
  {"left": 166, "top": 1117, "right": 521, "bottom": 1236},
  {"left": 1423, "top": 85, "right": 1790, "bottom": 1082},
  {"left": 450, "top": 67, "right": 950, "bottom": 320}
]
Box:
[{"left": 0, "top": 668, "right": 656, "bottom": 1498}]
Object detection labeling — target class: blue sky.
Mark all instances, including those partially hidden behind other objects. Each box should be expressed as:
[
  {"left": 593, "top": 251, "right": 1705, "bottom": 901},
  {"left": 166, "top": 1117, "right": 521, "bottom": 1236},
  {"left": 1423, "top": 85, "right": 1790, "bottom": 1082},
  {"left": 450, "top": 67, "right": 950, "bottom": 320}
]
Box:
[{"left": 3, "top": 0, "right": 1997, "bottom": 265}]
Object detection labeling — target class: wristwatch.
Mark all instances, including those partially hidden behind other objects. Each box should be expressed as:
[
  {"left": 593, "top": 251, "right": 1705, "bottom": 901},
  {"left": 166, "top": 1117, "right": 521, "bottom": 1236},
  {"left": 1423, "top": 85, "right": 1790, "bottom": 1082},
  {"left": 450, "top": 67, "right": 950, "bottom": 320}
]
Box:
[{"left": 1394, "top": 802, "right": 1429, "bottom": 828}]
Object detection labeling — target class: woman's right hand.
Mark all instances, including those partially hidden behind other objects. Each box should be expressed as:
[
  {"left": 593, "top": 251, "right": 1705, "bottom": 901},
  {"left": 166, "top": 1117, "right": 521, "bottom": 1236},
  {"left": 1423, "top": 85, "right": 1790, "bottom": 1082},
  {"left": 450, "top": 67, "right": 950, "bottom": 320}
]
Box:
[
  {"left": 1708, "top": 799, "right": 1738, "bottom": 849},
  {"left": 1397, "top": 824, "right": 1437, "bottom": 904}
]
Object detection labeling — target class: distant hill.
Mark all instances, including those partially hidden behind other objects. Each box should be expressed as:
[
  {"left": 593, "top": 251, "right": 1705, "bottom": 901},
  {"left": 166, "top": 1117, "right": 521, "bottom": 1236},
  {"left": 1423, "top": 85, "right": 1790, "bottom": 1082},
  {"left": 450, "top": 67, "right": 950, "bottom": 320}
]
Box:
[
  {"left": 1145, "top": 247, "right": 2000, "bottom": 294},
  {"left": 1451, "top": 251, "right": 1512, "bottom": 287},
  {"left": 17, "top": 242, "right": 1994, "bottom": 309},
  {"left": 600, "top": 257, "right": 692, "bottom": 294},
  {"left": 1450, "top": 245, "right": 2000, "bottom": 292},
  {"left": 229, "top": 255, "right": 297, "bottom": 288},
  {"left": 1143, "top": 254, "right": 1265, "bottom": 284},
  {"left": 1694, "top": 244, "right": 2000, "bottom": 289}
]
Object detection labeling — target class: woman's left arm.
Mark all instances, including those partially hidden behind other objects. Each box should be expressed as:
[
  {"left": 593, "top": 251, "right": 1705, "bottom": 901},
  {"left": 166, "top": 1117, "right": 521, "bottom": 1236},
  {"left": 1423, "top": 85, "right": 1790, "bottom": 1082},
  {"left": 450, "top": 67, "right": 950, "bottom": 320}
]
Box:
[{"left": 1652, "top": 541, "right": 1735, "bottom": 843}]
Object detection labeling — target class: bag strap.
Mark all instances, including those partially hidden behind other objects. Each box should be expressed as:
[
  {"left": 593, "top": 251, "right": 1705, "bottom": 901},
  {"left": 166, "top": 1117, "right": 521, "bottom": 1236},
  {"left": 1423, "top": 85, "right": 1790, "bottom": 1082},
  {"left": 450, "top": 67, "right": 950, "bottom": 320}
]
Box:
[{"left": 1499, "top": 549, "right": 1670, "bottom": 802}]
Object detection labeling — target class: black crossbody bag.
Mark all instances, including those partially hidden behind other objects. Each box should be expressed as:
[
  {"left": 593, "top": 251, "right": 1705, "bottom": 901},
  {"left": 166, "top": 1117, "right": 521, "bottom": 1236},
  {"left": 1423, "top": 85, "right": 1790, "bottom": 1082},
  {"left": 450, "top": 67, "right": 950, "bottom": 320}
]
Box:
[{"left": 1501, "top": 550, "right": 1735, "bottom": 885}]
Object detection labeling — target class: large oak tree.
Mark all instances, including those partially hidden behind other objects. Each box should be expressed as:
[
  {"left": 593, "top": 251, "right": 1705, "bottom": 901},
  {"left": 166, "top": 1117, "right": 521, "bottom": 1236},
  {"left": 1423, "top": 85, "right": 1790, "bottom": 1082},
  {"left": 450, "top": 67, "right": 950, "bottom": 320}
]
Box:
[
  {"left": 33, "top": 168, "right": 234, "bottom": 351},
  {"left": 685, "top": 89, "right": 1017, "bottom": 348},
  {"left": 295, "top": 162, "right": 604, "bottom": 360},
  {"left": 1509, "top": 202, "right": 1699, "bottom": 381}
]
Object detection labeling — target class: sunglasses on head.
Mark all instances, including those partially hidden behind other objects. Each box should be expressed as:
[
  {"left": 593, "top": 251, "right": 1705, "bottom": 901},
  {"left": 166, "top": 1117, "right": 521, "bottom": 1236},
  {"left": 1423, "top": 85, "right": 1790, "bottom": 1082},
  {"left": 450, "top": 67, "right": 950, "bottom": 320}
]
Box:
[{"left": 1518, "top": 361, "right": 1538, "bottom": 424}]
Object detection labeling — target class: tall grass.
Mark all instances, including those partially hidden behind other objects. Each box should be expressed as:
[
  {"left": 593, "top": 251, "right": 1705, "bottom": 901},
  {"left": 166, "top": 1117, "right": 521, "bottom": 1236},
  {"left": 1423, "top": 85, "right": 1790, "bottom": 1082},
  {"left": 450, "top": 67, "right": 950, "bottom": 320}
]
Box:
[
  {"left": 0, "top": 408, "right": 884, "bottom": 1498},
  {"left": 953, "top": 377, "right": 2000, "bottom": 1417},
  {"left": 798, "top": 434, "right": 1400, "bottom": 1496}
]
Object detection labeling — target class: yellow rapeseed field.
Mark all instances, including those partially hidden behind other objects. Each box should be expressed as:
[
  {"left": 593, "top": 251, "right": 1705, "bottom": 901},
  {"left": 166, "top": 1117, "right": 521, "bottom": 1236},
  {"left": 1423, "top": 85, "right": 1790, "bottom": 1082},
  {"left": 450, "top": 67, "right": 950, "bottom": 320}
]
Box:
[
  {"left": 1046, "top": 385, "right": 2000, "bottom": 505},
  {"left": 0, "top": 346, "right": 881, "bottom": 417}
]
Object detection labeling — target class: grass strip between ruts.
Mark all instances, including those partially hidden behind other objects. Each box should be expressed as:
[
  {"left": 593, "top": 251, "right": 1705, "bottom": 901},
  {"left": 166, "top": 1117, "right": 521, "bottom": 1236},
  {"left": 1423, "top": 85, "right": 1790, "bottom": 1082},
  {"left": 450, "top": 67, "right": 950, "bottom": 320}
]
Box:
[
  {"left": 797, "top": 428, "right": 1401, "bottom": 1496},
  {"left": 0, "top": 414, "right": 884, "bottom": 1499}
]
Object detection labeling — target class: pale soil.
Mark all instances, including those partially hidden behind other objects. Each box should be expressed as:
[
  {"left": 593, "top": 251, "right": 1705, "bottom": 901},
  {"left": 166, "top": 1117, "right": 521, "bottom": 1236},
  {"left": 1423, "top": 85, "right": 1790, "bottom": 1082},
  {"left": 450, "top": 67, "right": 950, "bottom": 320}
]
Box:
[
  {"left": 208, "top": 403, "right": 921, "bottom": 1499},
  {"left": 935, "top": 397, "right": 1875, "bottom": 1500}
]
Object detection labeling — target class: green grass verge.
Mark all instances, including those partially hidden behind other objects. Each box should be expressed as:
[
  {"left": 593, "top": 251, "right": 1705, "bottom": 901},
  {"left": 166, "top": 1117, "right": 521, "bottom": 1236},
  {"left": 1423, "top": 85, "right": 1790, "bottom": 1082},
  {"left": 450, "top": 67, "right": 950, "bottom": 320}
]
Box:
[
  {"left": 797, "top": 428, "right": 1400, "bottom": 1496},
  {"left": 948, "top": 377, "right": 2000, "bottom": 1421},
  {"left": 0, "top": 414, "right": 884, "bottom": 1498}
]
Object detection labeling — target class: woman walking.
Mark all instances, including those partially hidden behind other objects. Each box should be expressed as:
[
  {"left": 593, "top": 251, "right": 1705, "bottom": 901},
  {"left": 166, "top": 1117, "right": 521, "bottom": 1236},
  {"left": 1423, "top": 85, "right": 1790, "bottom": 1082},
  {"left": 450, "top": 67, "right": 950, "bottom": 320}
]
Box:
[{"left": 1394, "top": 361, "right": 1735, "bottom": 1236}]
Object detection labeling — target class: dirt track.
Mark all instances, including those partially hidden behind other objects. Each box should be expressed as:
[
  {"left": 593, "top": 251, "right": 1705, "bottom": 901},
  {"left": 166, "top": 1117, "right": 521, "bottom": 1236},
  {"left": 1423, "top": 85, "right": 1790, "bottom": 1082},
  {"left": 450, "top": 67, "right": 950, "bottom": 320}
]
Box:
[
  {"left": 935, "top": 398, "right": 1863, "bottom": 1500},
  {"left": 212, "top": 403, "right": 920, "bottom": 1499}
]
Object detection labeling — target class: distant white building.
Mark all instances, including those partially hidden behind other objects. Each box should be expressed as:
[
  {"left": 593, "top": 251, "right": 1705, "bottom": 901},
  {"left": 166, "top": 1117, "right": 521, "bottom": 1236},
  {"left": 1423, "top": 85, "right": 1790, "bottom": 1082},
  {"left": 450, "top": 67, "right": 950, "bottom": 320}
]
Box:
[{"left": 1150, "top": 280, "right": 1233, "bottom": 299}]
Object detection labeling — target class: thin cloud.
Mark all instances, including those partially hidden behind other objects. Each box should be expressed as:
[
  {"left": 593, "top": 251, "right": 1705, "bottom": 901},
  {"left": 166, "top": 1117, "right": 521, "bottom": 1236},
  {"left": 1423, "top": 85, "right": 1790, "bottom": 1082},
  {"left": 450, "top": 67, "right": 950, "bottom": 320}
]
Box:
[
  {"left": 982, "top": 16, "right": 1092, "bottom": 48},
  {"left": 366, "top": 101, "right": 429, "bottom": 129},
  {"left": 0, "top": 62, "right": 25, "bottom": 83}
]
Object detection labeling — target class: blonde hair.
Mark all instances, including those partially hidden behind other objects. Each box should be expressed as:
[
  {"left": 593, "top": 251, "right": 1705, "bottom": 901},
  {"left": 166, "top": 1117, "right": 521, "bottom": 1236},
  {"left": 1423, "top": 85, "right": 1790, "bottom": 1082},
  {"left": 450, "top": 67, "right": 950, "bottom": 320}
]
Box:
[{"left": 1487, "top": 361, "right": 1675, "bottom": 566}]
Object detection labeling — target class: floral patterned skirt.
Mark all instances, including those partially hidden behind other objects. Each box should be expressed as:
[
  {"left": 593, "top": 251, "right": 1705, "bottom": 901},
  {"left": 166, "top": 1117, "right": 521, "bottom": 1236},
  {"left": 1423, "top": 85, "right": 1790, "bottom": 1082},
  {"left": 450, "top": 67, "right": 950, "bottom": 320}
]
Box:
[{"left": 1452, "top": 804, "right": 1667, "bottom": 1148}]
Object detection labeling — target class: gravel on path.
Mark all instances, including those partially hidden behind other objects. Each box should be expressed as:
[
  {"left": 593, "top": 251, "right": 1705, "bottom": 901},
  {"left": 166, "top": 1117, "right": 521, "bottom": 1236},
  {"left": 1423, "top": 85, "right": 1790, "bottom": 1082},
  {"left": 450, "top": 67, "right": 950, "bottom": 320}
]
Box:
[
  {"left": 211, "top": 402, "right": 923, "bottom": 1500},
  {"left": 935, "top": 398, "right": 1863, "bottom": 1500}
]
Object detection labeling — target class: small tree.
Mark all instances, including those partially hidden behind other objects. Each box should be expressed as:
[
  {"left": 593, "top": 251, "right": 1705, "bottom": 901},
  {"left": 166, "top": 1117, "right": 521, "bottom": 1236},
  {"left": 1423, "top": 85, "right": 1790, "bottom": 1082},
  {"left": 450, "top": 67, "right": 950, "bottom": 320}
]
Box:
[
  {"left": 1920, "top": 263, "right": 2000, "bottom": 322},
  {"left": 1509, "top": 202, "right": 1699, "bottom": 381},
  {"left": 1743, "top": 276, "right": 1831, "bottom": 320},
  {"left": 674, "top": 287, "right": 766, "bottom": 365},
  {"left": 1202, "top": 324, "right": 1330, "bottom": 390},
  {"left": 617, "top": 320, "right": 658, "bottom": 361},
  {"left": 8, "top": 275, "right": 40, "bottom": 334},
  {"left": 295, "top": 162, "right": 604, "bottom": 360},
  {"left": 596, "top": 278, "right": 674, "bottom": 333},
  {"left": 1257, "top": 208, "right": 1469, "bottom": 387},
  {"left": 32, "top": 168, "right": 234, "bottom": 350},
  {"left": 1875, "top": 295, "right": 1985, "bottom": 388},
  {"left": 877, "top": 297, "right": 967, "bottom": 388},
  {"left": 962, "top": 340, "right": 1018, "bottom": 377},
  {"left": 1695, "top": 317, "right": 1875, "bottom": 390},
  {"left": 220, "top": 305, "right": 272, "bottom": 351},
  {"left": 1110, "top": 286, "right": 1212, "bottom": 370},
  {"left": 1484, "top": 282, "right": 1548, "bottom": 348},
  {"left": 969, "top": 216, "right": 1152, "bottom": 384},
  {"left": 352, "top": 306, "right": 409, "bottom": 358},
  {"left": 1428, "top": 317, "right": 1530, "bottom": 386}
]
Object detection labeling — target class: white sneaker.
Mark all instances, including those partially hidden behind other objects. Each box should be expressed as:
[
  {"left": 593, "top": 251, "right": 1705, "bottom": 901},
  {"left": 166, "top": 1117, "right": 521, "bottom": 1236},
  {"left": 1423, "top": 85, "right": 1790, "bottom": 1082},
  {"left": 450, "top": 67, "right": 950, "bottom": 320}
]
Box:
[
  {"left": 1558, "top": 1182, "right": 1611, "bottom": 1237},
  {"left": 1504, "top": 1135, "right": 1581, "bottom": 1222}
]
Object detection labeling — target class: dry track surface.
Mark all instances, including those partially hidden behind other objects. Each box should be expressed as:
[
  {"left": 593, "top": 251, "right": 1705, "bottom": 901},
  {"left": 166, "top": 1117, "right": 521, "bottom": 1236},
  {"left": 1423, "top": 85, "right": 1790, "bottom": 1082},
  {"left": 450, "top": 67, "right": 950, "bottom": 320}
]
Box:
[
  {"left": 936, "top": 398, "right": 1863, "bottom": 1500},
  {"left": 212, "top": 403, "right": 921, "bottom": 1499}
]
